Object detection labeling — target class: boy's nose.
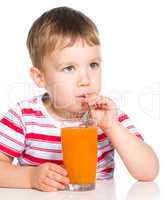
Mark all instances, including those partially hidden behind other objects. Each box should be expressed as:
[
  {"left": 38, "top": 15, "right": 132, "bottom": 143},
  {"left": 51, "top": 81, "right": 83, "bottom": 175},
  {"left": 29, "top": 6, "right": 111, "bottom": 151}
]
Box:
[{"left": 77, "top": 71, "right": 90, "bottom": 87}]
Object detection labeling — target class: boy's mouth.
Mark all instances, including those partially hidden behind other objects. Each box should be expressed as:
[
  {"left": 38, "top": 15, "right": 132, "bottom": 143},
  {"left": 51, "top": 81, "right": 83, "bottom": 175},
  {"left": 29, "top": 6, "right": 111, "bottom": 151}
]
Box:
[
  {"left": 77, "top": 91, "right": 97, "bottom": 96},
  {"left": 76, "top": 94, "right": 86, "bottom": 98},
  {"left": 76, "top": 93, "right": 94, "bottom": 101},
  {"left": 76, "top": 95, "right": 87, "bottom": 101},
  {"left": 76, "top": 93, "right": 91, "bottom": 98}
]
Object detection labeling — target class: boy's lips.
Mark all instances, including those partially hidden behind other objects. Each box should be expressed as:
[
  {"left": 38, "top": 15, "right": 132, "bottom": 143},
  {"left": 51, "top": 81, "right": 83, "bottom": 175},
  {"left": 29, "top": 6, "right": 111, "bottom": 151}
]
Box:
[
  {"left": 76, "top": 93, "right": 92, "bottom": 98},
  {"left": 76, "top": 95, "right": 87, "bottom": 100},
  {"left": 76, "top": 95, "right": 86, "bottom": 98},
  {"left": 76, "top": 93, "right": 95, "bottom": 101}
]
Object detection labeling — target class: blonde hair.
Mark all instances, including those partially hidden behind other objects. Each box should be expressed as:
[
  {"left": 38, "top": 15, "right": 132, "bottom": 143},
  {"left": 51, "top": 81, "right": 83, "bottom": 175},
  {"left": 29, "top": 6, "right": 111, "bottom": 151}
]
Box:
[{"left": 26, "top": 6, "right": 100, "bottom": 69}]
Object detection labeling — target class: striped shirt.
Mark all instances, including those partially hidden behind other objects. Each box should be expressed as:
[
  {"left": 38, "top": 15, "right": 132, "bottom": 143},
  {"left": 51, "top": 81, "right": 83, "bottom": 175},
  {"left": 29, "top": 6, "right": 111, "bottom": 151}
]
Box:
[{"left": 0, "top": 94, "right": 143, "bottom": 180}]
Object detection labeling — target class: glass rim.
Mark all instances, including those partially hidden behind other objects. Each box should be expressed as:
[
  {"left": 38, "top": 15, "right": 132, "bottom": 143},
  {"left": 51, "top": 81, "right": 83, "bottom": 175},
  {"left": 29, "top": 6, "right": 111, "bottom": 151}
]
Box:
[{"left": 60, "top": 117, "right": 97, "bottom": 128}]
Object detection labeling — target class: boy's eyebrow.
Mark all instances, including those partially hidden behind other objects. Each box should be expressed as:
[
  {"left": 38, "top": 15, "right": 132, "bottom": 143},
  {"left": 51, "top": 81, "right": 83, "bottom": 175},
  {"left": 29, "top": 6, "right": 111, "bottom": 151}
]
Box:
[
  {"left": 53, "top": 57, "right": 102, "bottom": 69},
  {"left": 54, "top": 61, "right": 76, "bottom": 69},
  {"left": 89, "top": 57, "right": 102, "bottom": 62}
]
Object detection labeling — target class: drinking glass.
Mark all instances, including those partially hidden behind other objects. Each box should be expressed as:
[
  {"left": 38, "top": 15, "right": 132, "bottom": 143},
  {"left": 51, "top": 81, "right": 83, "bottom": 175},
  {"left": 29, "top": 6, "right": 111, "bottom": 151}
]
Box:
[{"left": 61, "top": 117, "right": 98, "bottom": 191}]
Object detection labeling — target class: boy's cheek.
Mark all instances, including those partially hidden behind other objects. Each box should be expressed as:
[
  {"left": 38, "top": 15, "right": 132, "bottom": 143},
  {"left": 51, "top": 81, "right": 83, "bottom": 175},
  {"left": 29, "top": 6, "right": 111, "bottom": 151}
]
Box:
[{"left": 52, "top": 95, "right": 74, "bottom": 108}]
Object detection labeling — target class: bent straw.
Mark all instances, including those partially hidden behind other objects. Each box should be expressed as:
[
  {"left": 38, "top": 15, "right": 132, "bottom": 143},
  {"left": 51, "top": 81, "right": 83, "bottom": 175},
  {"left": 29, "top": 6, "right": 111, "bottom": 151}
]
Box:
[{"left": 83, "top": 104, "right": 91, "bottom": 127}]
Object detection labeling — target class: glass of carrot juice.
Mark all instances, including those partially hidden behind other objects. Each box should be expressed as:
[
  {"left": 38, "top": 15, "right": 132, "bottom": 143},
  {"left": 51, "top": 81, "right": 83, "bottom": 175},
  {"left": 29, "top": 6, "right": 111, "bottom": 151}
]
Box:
[{"left": 61, "top": 118, "right": 98, "bottom": 191}]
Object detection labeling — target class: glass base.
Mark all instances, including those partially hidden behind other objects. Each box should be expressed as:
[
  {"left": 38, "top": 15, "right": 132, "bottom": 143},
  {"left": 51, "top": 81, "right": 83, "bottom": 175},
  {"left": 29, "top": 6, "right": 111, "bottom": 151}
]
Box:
[{"left": 68, "top": 183, "right": 95, "bottom": 191}]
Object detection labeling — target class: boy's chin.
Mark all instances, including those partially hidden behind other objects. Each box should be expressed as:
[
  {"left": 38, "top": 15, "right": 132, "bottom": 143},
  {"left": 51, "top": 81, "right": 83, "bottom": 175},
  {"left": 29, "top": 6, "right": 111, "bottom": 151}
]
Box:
[
  {"left": 71, "top": 103, "right": 88, "bottom": 112},
  {"left": 66, "top": 104, "right": 88, "bottom": 115},
  {"left": 68, "top": 107, "right": 87, "bottom": 114}
]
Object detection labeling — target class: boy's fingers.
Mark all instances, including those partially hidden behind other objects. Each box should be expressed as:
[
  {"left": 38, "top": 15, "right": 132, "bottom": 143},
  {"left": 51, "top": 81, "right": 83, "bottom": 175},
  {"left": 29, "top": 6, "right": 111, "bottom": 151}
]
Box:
[
  {"left": 49, "top": 163, "right": 68, "bottom": 176},
  {"left": 86, "top": 96, "right": 101, "bottom": 106},
  {"left": 90, "top": 97, "right": 116, "bottom": 111},
  {"left": 40, "top": 183, "right": 58, "bottom": 192},
  {"left": 48, "top": 171, "right": 70, "bottom": 185},
  {"left": 96, "top": 97, "right": 111, "bottom": 108},
  {"left": 87, "top": 96, "right": 107, "bottom": 107},
  {"left": 44, "top": 177, "right": 66, "bottom": 190}
]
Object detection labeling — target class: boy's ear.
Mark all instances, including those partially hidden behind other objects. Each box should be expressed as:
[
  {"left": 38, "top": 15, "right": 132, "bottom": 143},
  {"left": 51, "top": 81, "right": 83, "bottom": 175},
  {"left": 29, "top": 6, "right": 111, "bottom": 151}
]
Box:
[{"left": 30, "top": 67, "right": 45, "bottom": 88}]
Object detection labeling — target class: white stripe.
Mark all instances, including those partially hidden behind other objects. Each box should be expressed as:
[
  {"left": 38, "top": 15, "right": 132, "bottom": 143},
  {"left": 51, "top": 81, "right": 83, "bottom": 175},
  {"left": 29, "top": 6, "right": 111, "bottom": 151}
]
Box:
[
  {"left": 26, "top": 140, "right": 62, "bottom": 150},
  {"left": 0, "top": 123, "right": 24, "bottom": 143},
  {"left": 25, "top": 126, "right": 61, "bottom": 136},
  {"left": 96, "top": 172, "right": 113, "bottom": 180},
  {"left": 120, "top": 118, "right": 133, "bottom": 127},
  {"left": 98, "top": 139, "right": 110, "bottom": 150},
  {"left": 4, "top": 112, "right": 22, "bottom": 128},
  {"left": 0, "top": 138, "right": 24, "bottom": 152},
  {"left": 26, "top": 149, "right": 63, "bottom": 160},
  {"left": 127, "top": 127, "right": 138, "bottom": 134}
]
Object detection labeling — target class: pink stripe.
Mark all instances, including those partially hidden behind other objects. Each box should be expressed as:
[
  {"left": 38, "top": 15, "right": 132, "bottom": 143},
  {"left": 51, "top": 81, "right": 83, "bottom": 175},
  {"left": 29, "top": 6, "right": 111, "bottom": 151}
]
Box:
[
  {"left": 0, "top": 143, "right": 21, "bottom": 157},
  {"left": 22, "top": 152, "right": 63, "bottom": 165},
  {"left": 0, "top": 131, "right": 25, "bottom": 147},
  {"left": 118, "top": 114, "right": 129, "bottom": 122},
  {"left": 26, "top": 133, "right": 61, "bottom": 142},
  {"left": 27, "top": 146, "right": 62, "bottom": 153},
  {"left": 101, "top": 167, "right": 113, "bottom": 173},
  {"left": 22, "top": 108, "right": 44, "bottom": 117},
  {"left": 135, "top": 133, "right": 144, "bottom": 141},
  {"left": 98, "top": 133, "right": 107, "bottom": 141},
  {"left": 26, "top": 138, "right": 60, "bottom": 144},
  {"left": 28, "top": 98, "right": 37, "bottom": 104},
  {"left": 9, "top": 108, "right": 26, "bottom": 131},
  {"left": 0, "top": 117, "right": 23, "bottom": 135},
  {"left": 98, "top": 150, "right": 113, "bottom": 162},
  {"left": 25, "top": 122, "right": 56, "bottom": 128},
  {"left": 98, "top": 143, "right": 112, "bottom": 151},
  {"left": 127, "top": 125, "right": 135, "bottom": 129}
]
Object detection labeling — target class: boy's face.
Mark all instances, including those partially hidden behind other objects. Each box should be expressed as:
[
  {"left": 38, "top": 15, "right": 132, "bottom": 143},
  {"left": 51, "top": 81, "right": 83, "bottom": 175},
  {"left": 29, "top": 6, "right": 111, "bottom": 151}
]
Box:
[{"left": 40, "top": 39, "right": 101, "bottom": 115}]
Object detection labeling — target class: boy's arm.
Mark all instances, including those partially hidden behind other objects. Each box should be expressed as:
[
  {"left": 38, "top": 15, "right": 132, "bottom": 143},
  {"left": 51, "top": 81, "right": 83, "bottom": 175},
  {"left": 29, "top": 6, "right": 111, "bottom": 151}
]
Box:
[
  {"left": 0, "top": 152, "right": 69, "bottom": 191},
  {"left": 105, "top": 122, "right": 159, "bottom": 181},
  {"left": 85, "top": 94, "right": 159, "bottom": 181},
  {"left": 0, "top": 152, "right": 33, "bottom": 188}
]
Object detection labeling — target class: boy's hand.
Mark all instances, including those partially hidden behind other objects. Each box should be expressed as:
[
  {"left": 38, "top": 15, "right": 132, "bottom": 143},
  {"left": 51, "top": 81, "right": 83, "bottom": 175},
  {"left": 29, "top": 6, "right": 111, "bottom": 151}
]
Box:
[
  {"left": 30, "top": 162, "right": 69, "bottom": 192},
  {"left": 84, "top": 94, "right": 118, "bottom": 132}
]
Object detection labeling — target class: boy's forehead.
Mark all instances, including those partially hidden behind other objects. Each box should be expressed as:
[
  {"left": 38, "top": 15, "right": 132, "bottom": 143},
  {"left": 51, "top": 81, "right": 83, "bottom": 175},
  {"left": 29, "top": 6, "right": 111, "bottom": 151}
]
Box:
[{"left": 49, "top": 40, "right": 101, "bottom": 62}]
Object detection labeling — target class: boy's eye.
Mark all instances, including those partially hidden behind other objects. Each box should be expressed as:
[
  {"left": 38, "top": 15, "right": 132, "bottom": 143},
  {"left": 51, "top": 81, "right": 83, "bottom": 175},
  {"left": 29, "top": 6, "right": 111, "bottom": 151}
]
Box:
[
  {"left": 89, "top": 62, "right": 100, "bottom": 70},
  {"left": 63, "top": 65, "right": 75, "bottom": 72}
]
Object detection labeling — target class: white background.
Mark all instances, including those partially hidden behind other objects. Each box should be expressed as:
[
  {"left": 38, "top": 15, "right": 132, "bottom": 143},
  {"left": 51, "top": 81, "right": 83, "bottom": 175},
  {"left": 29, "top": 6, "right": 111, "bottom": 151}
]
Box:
[{"left": 0, "top": 0, "right": 164, "bottom": 199}]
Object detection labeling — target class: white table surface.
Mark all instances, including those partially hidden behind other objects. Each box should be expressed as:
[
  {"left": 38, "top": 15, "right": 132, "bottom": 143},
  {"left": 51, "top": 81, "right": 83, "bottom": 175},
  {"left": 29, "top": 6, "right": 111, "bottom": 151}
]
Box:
[{"left": 0, "top": 179, "right": 160, "bottom": 200}]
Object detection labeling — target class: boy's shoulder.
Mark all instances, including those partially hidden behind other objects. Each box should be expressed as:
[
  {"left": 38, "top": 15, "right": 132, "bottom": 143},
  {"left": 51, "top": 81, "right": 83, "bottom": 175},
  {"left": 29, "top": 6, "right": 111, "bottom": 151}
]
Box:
[
  {"left": 9, "top": 93, "right": 45, "bottom": 118},
  {"left": 17, "top": 93, "right": 45, "bottom": 108}
]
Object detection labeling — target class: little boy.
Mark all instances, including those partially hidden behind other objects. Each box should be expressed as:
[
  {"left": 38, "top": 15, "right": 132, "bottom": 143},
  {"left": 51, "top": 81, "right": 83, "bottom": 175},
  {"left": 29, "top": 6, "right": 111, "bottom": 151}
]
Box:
[{"left": 0, "top": 7, "right": 159, "bottom": 192}]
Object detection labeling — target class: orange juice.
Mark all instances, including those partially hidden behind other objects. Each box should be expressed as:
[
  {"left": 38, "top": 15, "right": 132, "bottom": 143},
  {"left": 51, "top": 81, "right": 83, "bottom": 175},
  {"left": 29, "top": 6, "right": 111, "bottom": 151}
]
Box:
[{"left": 61, "top": 127, "right": 98, "bottom": 184}]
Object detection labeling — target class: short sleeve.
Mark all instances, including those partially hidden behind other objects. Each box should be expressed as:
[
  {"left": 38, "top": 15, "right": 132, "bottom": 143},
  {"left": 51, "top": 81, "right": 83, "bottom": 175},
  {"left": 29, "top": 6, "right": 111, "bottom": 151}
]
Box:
[
  {"left": 0, "top": 103, "right": 25, "bottom": 158},
  {"left": 117, "top": 109, "right": 144, "bottom": 141}
]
